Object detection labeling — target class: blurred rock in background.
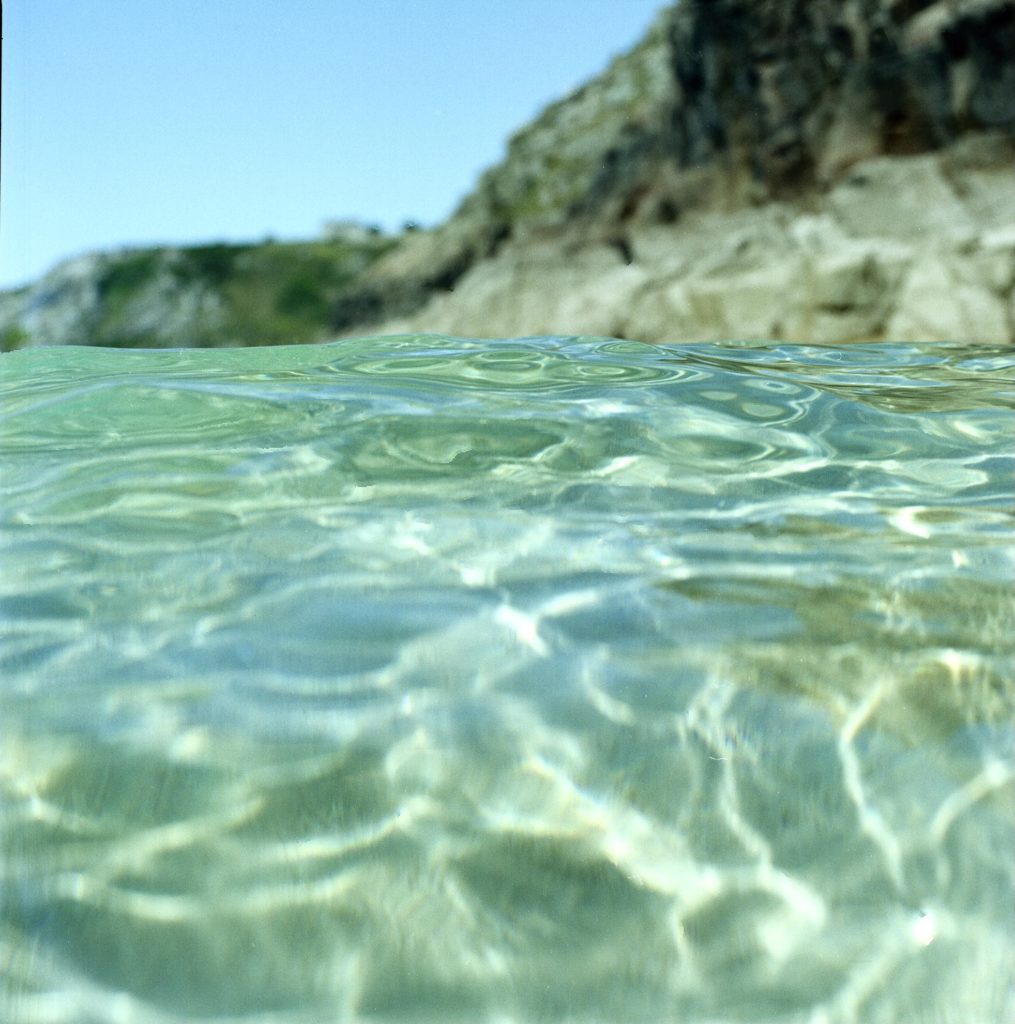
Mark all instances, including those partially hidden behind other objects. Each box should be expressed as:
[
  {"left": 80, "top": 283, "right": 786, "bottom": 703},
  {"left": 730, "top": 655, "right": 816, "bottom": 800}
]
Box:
[{"left": 3, "top": 0, "right": 1013, "bottom": 350}]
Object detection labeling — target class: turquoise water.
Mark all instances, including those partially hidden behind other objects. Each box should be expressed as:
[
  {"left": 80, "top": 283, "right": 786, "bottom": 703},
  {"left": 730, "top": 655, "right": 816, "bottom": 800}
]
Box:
[{"left": 1, "top": 335, "right": 1013, "bottom": 1024}]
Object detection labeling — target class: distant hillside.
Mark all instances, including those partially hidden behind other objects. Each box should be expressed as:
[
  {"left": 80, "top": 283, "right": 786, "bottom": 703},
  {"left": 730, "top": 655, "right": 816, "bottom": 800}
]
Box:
[
  {"left": 0, "top": 233, "right": 394, "bottom": 351},
  {"left": 3, "top": 0, "right": 1013, "bottom": 350}
]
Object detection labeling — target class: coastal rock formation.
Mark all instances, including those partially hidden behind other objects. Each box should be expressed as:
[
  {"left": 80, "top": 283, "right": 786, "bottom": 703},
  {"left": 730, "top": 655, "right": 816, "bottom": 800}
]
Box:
[
  {"left": 371, "top": 135, "right": 1015, "bottom": 344},
  {"left": 2, "top": 0, "right": 1013, "bottom": 349},
  {"left": 340, "top": 0, "right": 1015, "bottom": 345}
]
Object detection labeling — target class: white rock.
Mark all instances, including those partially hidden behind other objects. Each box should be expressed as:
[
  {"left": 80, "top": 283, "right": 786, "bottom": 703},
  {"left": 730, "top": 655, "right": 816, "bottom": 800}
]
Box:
[
  {"left": 686, "top": 258, "right": 805, "bottom": 340},
  {"left": 887, "top": 254, "right": 1010, "bottom": 343},
  {"left": 828, "top": 155, "right": 976, "bottom": 242}
]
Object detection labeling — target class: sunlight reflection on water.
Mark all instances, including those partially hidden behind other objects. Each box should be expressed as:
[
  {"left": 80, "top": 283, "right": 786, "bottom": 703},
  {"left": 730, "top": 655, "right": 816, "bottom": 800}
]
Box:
[{"left": 1, "top": 335, "right": 1013, "bottom": 1023}]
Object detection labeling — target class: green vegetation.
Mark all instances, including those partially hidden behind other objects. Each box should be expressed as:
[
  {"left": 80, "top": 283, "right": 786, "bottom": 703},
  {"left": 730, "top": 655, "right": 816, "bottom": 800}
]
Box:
[
  {"left": 97, "top": 251, "right": 161, "bottom": 300},
  {"left": 171, "top": 244, "right": 252, "bottom": 287},
  {"left": 75, "top": 234, "right": 398, "bottom": 348},
  {"left": 210, "top": 238, "right": 395, "bottom": 346},
  {"left": 94, "top": 252, "right": 164, "bottom": 342},
  {"left": 1, "top": 324, "right": 30, "bottom": 352}
]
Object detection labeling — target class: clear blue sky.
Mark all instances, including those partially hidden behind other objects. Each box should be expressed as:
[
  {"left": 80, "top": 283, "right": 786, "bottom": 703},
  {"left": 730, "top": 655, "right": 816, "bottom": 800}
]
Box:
[{"left": 0, "top": 0, "right": 667, "bottom": 289}]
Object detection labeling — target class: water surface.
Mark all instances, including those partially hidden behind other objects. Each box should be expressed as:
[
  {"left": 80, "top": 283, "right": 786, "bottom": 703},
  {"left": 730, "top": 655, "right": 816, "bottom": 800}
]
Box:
[{"left": 1, "top": 336, "right": 1013, "bottom": 1023}]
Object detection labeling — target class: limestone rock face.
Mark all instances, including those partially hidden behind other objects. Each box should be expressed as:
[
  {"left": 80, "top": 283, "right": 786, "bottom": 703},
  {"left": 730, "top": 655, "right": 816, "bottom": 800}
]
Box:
[
  {"left": 344, "top": 0, "right": 1015, "bottom": 345},
  {"left": 0, "top": 250, "right": 229, "bottom": 349},
  {"left": 370, "top": 136, "right": 1014, "bottom": 345},
  {"left": 887, "top": 250, "right": 1012, "bottom": 343},
  {"left": 8, "top": 255, "right": 108, "bottom": 348}
]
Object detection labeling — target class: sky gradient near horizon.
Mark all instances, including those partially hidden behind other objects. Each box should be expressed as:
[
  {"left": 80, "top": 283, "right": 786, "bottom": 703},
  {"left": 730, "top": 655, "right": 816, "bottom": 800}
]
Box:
[{"left": 0, "top": 0, "right": 667, "bottom": 289}]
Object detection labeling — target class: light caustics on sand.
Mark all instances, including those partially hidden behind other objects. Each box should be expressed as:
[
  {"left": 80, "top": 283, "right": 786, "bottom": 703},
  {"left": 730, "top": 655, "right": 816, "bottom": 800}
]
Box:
[{"left": 1, "top": 336, "right": 1013, "bottom": 1024}]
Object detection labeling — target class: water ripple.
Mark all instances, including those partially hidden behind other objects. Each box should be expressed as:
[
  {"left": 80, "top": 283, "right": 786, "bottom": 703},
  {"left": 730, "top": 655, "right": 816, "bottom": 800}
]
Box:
[{"left": 1, "top": 335, "right": 1012, "bottom": 1023}]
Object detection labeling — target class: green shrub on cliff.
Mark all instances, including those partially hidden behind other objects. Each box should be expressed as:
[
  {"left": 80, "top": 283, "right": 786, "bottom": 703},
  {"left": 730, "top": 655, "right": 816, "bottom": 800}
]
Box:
[
  {"left": 275, "top": 275, "right": 327, "bottom": 319},
  {"left": 171, "top": 244, "right": 252, "bottom": 286},
  {"left": 0, "top": 324, "right": 29, "bottom": 352},
  {"left": 97, "top": 252, "right": 160, "bottom": 301},
  {"left": 71, "top": 235, "right": 395, "bottom": 348},
  {"left": 213, "top": 239, "right": 394, "bottom": 346}
]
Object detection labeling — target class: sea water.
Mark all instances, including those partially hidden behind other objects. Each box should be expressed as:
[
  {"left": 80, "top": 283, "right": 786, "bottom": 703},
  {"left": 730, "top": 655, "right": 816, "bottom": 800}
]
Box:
[{"left": 1, "top": 335, "right": 1012, "bottom": 1024}]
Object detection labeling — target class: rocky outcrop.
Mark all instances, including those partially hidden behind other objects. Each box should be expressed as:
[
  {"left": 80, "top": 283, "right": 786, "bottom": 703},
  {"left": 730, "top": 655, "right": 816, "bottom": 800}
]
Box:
[
  {"left": 370, "top": 133, "right": 1015, "bottom": 344},
  {"left": 339, "top": 0, "right": 1015, "bottom": 345}
]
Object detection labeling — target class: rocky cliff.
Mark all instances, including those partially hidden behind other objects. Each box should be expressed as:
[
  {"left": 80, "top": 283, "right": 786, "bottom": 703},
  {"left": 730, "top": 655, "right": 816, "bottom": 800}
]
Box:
[
  {"left": 3, "top": 0, "right": 1013, "bottom": 350},
  {"left": 337, "top": 0, "right": 1015, "bottom": 345}
]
